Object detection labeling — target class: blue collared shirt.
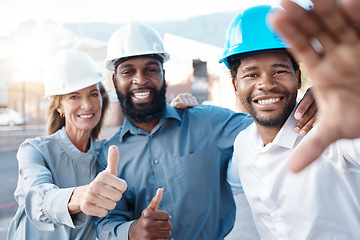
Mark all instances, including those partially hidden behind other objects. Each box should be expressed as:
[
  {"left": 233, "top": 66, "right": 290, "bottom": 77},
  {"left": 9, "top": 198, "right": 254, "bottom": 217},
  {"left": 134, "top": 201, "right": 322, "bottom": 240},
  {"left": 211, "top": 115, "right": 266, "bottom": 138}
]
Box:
[
  {"left": 95, "top": 103, "right": 253, "bottom": 240},
  {"left": 8, "top": 127, "right": 105, "bottom": 240}
]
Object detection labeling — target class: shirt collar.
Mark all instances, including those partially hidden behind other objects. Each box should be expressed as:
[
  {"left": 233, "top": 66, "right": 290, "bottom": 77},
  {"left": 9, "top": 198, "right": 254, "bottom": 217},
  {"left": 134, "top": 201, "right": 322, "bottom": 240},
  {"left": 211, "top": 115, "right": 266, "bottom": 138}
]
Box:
[
  {"left": 56, "top": 126, "right": 97, "bottom": 162},
  {"left": 118, "top": 103, "right": 182, "bottom": 142},
  {"left": 272, "top": 106, "right": 300, "bottom": 149},
  {"left": 247, "top": 104, "right": 301, "bottom": 150}
]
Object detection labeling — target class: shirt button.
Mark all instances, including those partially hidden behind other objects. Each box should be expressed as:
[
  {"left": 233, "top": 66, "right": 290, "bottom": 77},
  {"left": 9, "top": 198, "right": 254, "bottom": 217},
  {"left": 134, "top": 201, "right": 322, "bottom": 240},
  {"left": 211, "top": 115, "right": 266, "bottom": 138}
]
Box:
[
  {"left": 170, "top": 238, "right": 174, "bottom": 240},
  {"left": 154, "top": 159, "right": 159, "bottom": 164}
]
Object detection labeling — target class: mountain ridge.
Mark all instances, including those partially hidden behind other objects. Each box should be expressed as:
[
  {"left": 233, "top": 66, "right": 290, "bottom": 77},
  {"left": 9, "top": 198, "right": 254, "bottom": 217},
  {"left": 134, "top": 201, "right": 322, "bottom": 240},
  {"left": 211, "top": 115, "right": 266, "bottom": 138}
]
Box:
[{"left": 63, "top": 10, "right": 241, "bottom": 48}]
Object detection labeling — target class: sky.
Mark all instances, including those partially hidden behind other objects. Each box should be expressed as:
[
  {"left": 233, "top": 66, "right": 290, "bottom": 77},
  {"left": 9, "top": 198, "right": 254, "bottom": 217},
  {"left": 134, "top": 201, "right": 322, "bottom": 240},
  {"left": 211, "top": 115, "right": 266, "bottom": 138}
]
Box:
[{"left": 0, "top": 0, "right": 313, "bottom": 37}]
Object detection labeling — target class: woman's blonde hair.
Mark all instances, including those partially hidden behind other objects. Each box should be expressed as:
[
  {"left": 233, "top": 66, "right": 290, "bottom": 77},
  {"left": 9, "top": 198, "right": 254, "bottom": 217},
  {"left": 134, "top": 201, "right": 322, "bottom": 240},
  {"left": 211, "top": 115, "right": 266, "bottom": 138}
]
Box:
[{"left": 46, "top": 82, "right": 109, "bottom": 140}]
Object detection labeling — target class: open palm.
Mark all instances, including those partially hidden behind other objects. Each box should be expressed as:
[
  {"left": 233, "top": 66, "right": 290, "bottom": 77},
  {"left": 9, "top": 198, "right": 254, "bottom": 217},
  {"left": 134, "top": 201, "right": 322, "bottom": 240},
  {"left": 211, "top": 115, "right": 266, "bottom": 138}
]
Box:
[{"left": 270, "top": 0, "right": 360, "bottom": 171}]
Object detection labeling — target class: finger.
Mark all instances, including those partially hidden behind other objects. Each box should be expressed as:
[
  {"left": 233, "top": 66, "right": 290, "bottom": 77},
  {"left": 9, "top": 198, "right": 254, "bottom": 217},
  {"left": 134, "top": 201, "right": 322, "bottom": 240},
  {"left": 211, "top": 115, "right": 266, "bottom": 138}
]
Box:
[
  {"left": 170, "top": 101, "right": 181, "bottom": 108},
  {"left": 154, "top": 237, "right": 170, "bottom": 240},
  {"left": 152, "top": 228, "right": 172, "bottom": 239},
  {"left": 293, "top": 103, "right": 317, "bottom": 134},
  {"left": 106, "top": 145, "right": 119, "bottom": 176},
  {"left": 142, "top": 209, "right": 171, "bottom": 221},
  {"left": 189, "top": 95, "right": 199, "bottom": 106},
  {"left": 279, "top": 0, "right": 336, "bottom": 50},
  {"left": 170, "top": 95, "right": 187, "bottom": 108},
  {"left": 342, "top": 0, "right": 360, "bottom": 27},
  {"left": 269, "top": 7, "right": 321, "bottom": 66},
  {"left": 298, "top": 116, "right": 316, "bottom": 137},
  {"left": 81, "top": 202, "right": 108, "bottom": 218},
  {"left": 91, "top": 173, "right": 127, "bottom": 200},
  {"left": 312, "top": 0, "right": 359, "bottom": 45},
  {"left": 294, "top": 116, "right": 316, "bottom": 137},
  {"left": 148, "top": 188, "right": 163, "bottom": 211},
  {"left": 288, "top": 125, "right": 336, "bottom": 172},
  {"left": 170, "top": 98, "right": 180, "bottom": 107},
  {"left": 294, "top": 88, "right": 315, "bottom": 120},
  {"left": 181, "top": 95, "right": 190, "bottom": 106},
  {"left": 182, "top": 94, "right": 191, "bottom": 104},
  {"left": 82, "top": 189, "right": 117, "bottom": 212}
]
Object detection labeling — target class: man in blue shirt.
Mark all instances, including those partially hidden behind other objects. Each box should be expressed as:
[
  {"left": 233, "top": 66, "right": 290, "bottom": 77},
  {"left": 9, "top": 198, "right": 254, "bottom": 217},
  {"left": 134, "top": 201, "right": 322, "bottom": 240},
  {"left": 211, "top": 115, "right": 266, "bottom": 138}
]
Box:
[{"left": 95, "top": 22, "right": 316, "bottom": 240}]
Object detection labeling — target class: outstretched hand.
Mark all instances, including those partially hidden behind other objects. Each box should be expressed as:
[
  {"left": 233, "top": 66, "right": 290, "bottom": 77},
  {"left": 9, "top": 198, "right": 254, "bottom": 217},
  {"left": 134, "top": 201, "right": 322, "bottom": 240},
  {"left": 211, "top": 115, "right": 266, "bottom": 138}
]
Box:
[
  {"left": 270, "top": 0, "right": 360, "bottom": 172},
  {"left": 129, "top": 188, "right": 172, "bottom": 240}
]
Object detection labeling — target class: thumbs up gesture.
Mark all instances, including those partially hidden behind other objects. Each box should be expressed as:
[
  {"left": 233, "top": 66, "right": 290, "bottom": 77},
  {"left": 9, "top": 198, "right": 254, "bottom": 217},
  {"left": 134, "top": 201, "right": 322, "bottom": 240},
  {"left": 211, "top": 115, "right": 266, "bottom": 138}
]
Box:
[
  {"left": 105, "top": 145, "right": 121, "bottom": 175},
  {"left": 129, "top": 188, "right": 172, "bottom": 240},
  {"left": 68, "top": 145, "right": 127, "bottom": 217}
]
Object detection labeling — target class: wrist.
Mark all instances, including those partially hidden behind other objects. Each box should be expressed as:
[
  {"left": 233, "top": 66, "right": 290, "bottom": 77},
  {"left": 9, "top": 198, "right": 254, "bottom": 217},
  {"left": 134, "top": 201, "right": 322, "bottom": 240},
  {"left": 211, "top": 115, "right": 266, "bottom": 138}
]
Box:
[
  {"left": 128, "top": 220, "right": 138, "bottom": 240},
  {"left": 67, "top": 186, "right": 85, "bottom": 215}
]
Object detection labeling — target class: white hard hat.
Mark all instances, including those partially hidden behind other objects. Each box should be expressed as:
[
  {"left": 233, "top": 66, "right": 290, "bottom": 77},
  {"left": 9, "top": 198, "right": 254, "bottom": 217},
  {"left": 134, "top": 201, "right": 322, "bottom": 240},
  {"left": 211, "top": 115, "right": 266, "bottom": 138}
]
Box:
[
  {"left": 43, "top": 50, "right": 104, "bottom": 97},
  {"left": 105, "top": 22, "right": 169, "bottom": 71}
]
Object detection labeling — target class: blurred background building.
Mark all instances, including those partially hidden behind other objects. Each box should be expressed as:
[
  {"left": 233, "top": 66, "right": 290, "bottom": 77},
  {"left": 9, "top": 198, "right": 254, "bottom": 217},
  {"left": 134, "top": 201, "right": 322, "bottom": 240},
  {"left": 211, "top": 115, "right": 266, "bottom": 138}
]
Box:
[
  {"left": 0, "top": 15, "right": 242, "bottom": 129},
  {"left": 0, "top": 11, "right": 311, "bottom": 130}
]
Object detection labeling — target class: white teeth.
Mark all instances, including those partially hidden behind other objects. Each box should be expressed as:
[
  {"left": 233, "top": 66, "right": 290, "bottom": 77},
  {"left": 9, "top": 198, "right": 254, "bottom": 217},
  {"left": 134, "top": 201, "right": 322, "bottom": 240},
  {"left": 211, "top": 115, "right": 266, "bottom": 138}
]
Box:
[
  {"left": 258, "top": 98, "right": 280, "bottom": 105},
  {"left": 133, "top": 92, "right": 150, "bottom": 99},
  {"left": 79, "top": 114, "right": 94, "bottom": 119}
]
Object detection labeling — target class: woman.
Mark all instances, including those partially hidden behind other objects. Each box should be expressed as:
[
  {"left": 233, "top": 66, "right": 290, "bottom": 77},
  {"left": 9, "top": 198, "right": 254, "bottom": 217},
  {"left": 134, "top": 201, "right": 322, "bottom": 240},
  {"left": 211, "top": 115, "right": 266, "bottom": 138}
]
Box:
[
  {"left": 7, "top": 50, "right": 197, "bottom": 240},
  {"left": 7, "top": 50, "right": 127, "bottom": 240}
]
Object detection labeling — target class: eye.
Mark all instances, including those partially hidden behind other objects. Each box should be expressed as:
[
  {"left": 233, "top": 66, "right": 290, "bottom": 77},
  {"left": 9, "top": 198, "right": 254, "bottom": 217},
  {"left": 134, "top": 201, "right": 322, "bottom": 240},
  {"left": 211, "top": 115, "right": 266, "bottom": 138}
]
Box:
[
  {"left": 121, "top": 69, "right": 134, "bottom": 75},
  {"left": 146, "top": 68, "right": 160, "bottom": 74},
  {"left": 273, "top": 70, "right": 288, "bottom": 75},
  {"left": 69, "top": 95, "right": 79, "bottom": 100},
  {"left": 243, "top": 73, "right": 259, "bottom": 79},
  {"left": 91, "top": 92, "right": 99, "bottom": 97}
]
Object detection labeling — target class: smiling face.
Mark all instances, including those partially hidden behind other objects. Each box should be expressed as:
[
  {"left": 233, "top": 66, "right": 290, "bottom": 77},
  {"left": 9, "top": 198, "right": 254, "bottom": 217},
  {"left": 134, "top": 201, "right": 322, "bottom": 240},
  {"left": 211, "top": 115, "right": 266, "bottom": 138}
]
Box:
[
  {"left": 113, "top": 57, "right": 166, "bottom": 123},
  {"left": 57, "top": 84, "right": 103, "bottom": 137},
  {"left": 232, "top": 52, "right": 301, "bottom": 128}
]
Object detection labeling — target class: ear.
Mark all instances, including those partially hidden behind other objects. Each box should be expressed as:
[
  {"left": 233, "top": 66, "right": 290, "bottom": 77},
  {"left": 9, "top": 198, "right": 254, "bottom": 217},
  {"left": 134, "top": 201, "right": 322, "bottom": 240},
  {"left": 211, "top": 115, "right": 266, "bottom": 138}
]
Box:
[
  {"left": 232, "top": 77, "right": 239, "bottom": 96},
  {"left": 295, "top": 69, "right": 302, "bottom": 89},
  {"left": 112, "top": 73, "right": 116, "bottom": 86},
  {"left": 56, "top": 107, "right": 63, "bottom": 115}
]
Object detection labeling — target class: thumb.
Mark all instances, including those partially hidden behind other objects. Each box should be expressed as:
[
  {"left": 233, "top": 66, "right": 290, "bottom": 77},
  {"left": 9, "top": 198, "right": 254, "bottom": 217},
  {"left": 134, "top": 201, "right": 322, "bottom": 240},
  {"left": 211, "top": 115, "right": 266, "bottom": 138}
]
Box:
[
  {"left": 105, "top": 145, "right": 119, "bottom": 176},
  {"left": 288, "top": 125, "right": 336, "bottom": 172},
  {"left": 148, "top": 188, "right": 163, "bottom": 210}
]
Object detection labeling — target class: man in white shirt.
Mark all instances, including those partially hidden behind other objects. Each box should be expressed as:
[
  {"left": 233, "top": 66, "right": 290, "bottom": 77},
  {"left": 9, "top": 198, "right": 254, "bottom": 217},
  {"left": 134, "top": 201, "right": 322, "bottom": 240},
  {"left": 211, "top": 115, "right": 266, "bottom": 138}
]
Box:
[{"left": 223, "top": 2, "right": 360, "bottom": 239}]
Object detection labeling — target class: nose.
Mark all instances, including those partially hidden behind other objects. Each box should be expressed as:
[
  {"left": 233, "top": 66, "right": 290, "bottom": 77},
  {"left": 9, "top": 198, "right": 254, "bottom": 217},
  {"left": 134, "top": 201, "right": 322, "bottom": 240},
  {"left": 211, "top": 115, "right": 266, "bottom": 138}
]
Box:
[
  {"left": 132, "top": 71, "right": 148, "bottom": 86},
  {"left": 81, "top": 98, "right": 93, "bottom": 110},
  {"left": 256, "top": 74, "right": 277, "bottom": 91}
]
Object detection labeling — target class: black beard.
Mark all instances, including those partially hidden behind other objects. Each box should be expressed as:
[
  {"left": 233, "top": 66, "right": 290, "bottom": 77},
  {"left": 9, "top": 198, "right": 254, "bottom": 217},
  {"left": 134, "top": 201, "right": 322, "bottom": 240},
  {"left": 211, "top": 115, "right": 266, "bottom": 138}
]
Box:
[
  {"left": 115, "top": 81, "right": 167, "bottom": 123},
  {"left": 241, "top": 91, "right": 295, "bottom": 127}
]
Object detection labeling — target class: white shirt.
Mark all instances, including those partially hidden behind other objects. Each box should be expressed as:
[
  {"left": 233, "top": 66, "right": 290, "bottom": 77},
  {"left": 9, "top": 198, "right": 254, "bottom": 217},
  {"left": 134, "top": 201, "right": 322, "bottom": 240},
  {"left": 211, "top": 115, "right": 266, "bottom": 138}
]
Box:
[{"left": 227, "top": 109, "right": 360, "bottom": 240}]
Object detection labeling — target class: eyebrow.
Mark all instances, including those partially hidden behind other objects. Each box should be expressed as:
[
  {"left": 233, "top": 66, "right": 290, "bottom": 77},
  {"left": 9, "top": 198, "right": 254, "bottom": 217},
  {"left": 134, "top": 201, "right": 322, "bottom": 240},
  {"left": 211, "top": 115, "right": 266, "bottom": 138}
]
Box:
[
  {"left": 146, "top": 61, "right": 161, "bottom": 66},
  {"left": 242, "top": 63, "right": 290, "bottom": 73},
  {"left": 242, "top": 66, "right": 257, "bottom": 73},
  {"left": 272, "top": 63, "right": 290, "bottom": 69},
  {"left": 119, "top": 61, "right": 161, "bottom": 69},
  {"left": 69, "top": 89, "right": 99, "bottom": 95}
]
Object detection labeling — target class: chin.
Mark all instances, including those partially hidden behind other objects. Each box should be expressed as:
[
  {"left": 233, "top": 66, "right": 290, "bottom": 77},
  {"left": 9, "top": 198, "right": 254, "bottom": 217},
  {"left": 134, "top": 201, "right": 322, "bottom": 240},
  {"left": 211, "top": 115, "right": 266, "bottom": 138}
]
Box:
[{"left": 134, "top": 102, "right": 152, "bottom": 109}]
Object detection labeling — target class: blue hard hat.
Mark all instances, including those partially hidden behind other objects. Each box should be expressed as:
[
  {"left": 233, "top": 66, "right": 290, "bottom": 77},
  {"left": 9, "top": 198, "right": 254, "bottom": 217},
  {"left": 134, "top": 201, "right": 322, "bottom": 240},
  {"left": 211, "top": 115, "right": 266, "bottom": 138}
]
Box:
[{"left": 219, "top": 5, "right": 289, "bottom": 68}]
